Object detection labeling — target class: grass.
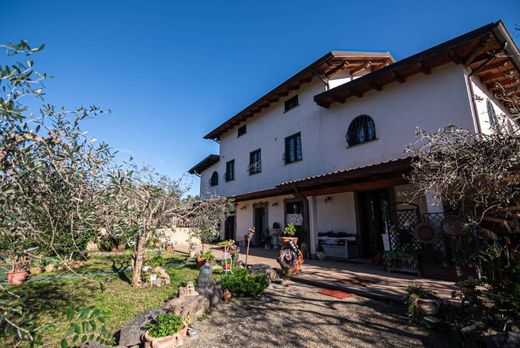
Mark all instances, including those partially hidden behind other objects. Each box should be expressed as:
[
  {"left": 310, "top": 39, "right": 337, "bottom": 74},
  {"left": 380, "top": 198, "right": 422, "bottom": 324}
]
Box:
[{"left": 1, "top": 251, "right": 199, "bottom": 347}]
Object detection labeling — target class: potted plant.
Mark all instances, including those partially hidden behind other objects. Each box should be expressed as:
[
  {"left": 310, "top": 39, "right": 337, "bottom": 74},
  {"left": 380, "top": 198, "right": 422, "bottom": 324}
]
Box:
[
  {"left": 5, "top": 248, "right": 35, "bottom": 285},
  {"left": 316, "top": 244, "right": 326, "bottom": 261},
  {"left": 280, "top": 223, "right": 298, "bottom": 245},
  {"left": 196, "top": 252, "right": 215, "bottom": 270},
  {"left": 142, "top": 313, "right": 188, "bottom": 348}
]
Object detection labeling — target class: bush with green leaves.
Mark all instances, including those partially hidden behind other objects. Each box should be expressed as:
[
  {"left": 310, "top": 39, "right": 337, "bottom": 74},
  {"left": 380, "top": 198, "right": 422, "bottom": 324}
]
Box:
[
  {"left": 143, "top": 313, "right": 185, "bottom": 338},
  {"left": 405, "top": 284, "right": 439, "bottom": 321},
  {"left": 219, "top": 268, "right": 268, "bottom": 296},
  {"left": 197, "top": 252, "right": 215, "bottom": 261},
  {"left": 149, "top": 253, "right": 166, "bottom": 267},
  {"left": 60, "top": 307, "right": 113, "bottom": 347}
]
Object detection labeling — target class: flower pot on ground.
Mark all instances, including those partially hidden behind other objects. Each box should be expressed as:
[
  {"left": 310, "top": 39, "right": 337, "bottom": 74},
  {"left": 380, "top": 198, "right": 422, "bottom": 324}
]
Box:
[
  {"left": 7, "top": 270, "right": 28, "bottom": 285},
  {"left": 316, "top": 244, "right": 326, "bottom": 261},
  {"left": 165, "top": 245, "right": 174, "bottom": 252},
  {"left": 142, "top": 313, "right": 188, "bottom": 348}
]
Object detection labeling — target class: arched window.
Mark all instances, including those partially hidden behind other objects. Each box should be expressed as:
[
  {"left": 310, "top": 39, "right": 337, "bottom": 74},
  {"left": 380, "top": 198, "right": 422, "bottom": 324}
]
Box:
[
  {"left": 346, "top": 115, "right": 376, "bottom": 147},
  {"left": 209, "top": 171, "right": 218, "bottom": 186},
  {"left": 487, "top": 99, "right": 498, "bottom": 126}
]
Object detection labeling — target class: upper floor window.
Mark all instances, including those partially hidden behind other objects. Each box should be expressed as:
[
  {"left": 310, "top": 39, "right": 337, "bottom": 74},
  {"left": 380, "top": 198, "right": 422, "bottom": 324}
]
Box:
[
  {"left": 225, "top": 160, "right": 235, "bottom": 182},
  {"left": 238, "top": 125, "right": 247, "bottom": 137},
  {"left": 285, "top": 132, "right": 302, "bottom": 164},
  {"left": 209, "top": 171, "right": 219, "bottom": 186},
  {"left": 346, "top": 115, "right": 376, "bottom": 147},
  {"left": 487, "top": 99, "right": 498, "bottom": 126},
  {"left": 249, "top": 149, "right": 261, "bottom": 175},
  {"left": 284, "top": 95, "right": 299, "bottom": 113}
]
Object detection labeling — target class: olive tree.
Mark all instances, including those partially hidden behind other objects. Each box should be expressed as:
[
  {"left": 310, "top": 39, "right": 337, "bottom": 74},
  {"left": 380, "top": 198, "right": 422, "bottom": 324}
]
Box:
[{"left": 103, "top": 165, "right": 233, "bottom": 287}]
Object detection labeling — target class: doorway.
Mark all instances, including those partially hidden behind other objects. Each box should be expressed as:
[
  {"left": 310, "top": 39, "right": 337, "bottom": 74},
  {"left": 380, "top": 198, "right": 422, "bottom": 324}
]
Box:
[
  {"left": 253, "top": 203, "right": 268, "bottom": 247},
  {"left": 224, "top": 215, "right": 235, "bottom": 241},
  {"left": 357, "top": 189, "right": 391, "bottom": 258}
]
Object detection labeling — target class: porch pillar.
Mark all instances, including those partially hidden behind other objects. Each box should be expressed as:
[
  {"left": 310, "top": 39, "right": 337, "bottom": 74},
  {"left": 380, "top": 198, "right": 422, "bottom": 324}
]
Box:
[
  {"left": 425, "top": 188, "right": 444, "bottom": 214},
  {"left": 308, "top": 196, "right": 318, "bottom": 256}
]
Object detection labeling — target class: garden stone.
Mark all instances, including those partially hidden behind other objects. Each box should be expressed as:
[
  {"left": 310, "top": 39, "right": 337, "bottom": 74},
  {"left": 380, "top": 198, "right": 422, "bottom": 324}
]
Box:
[
  {"left": 196, "top": 282, "right": 222, "bottom": 306},
  {"left": 248, "top": 263, "right": 280, "bottom": 283},
  {"left": 153, "top": 266, "right": 170, "bottom": 286},
  {"left": 163, "top": 295, "right": 209, "bottom": 322},
  {"left": 118, "top": 308, "right": 163, "bottom": 347}
]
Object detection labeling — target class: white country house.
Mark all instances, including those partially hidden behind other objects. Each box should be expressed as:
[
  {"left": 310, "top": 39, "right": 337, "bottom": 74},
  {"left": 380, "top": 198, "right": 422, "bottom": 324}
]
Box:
[{"left": 189, "top": 21, "right": 519, "bottom": 262}]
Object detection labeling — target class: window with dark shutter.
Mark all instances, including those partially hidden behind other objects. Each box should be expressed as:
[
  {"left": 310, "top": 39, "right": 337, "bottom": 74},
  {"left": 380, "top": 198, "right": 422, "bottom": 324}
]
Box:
[
  {"left": 346, "top": 115, "right": 376, "bottom": 147},
  {"left": 225, "top": 160, "right": 235, "bottom": 182},
  {"left": 249, "top": 149, "right": 261, "bottom": 175},
  {"left": 238, "top": 125, "right": 247, "bottom": 137},
  {"left": 487, "top": 99, "right": 498, "bottom": 126},
  {"left": 284, "top": 132, "right": 302, "bottom": 164},
  {"left": 209, "top": 171, "right": 219, "bottom": 186},
  {"left": 284, "top": 95, "right": 299, "bottom": 113}
]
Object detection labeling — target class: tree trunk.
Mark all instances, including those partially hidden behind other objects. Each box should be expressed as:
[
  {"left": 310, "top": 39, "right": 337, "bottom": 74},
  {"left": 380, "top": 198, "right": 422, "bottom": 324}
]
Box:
[{"left": 131, "top": 232, "right": 147, "bottom": 288}]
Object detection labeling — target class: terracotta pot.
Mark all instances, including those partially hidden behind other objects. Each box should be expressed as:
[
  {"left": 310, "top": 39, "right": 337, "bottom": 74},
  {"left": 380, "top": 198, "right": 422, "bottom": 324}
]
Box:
[
  {"left": 280, "top": 236, "right": 298, "bottom": 246},
  {"left": 7, "top": 270, "right": 28, "bottom": 285},
  {"left": 196, "top": 257, "right": 207, "bottom": 270},
  {"left": 166, "top": 245, "right": 174, "bottom": 252},
  {"left": 154, "top": 242, "right": 162, "bottom": 247},
  {"left": 143, "top": 325, "right": 188, "bottom": 348},
  {"left": 223, "top": 289, "right": 232, "bottom": 302},
  {"left": 29, "top": 267, "right": 42, "bottom": 275}
]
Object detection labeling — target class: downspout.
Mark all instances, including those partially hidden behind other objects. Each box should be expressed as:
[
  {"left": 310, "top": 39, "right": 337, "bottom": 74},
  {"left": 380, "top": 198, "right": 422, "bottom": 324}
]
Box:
[{"left": 293, "top": 186, "right": 311, "bottom": 259}]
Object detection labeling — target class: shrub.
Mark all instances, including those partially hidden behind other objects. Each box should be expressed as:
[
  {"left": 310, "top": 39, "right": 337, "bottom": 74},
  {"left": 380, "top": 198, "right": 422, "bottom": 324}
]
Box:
[
  {"left": 220, "top": 268, "right": 268, "bottom": 296},
  {"left": 197, "top": 252, "right": 215, "bottom": 261},
  {"left": 405, "top": 284, "right": 439, "bottom": 321},
  {"left": 143, "top": 313, "right": 184, "bottom": 338},
  {"left": 149, "top": 253, "right": 166, "bottom": 268}
]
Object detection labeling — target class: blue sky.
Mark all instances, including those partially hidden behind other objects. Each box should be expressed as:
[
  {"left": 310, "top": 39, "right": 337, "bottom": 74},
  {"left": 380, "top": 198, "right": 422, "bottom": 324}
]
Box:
[{"left": 1, "top": 1, "right": 519, "bottom": 194}]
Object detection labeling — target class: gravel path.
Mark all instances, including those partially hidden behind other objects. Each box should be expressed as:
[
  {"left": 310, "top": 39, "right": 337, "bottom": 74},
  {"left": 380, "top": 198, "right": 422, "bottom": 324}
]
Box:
[{"left": 185, "top": 281, "right": 454, "bottom": 348}]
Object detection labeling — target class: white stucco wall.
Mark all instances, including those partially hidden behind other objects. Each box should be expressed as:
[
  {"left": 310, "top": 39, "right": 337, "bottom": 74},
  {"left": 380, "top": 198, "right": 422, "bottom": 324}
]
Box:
[
  {"left": 315, "top": 192, "right": 357, "bottom": 234},
  {"left": 234, "top": 194, "right": 293, "bottom": 242},
  {"left": 467, "top": 73, "right": 516, "bottom": 134},
  {"left": 200, "top": 63, "right": 475, "bottom": 197}
]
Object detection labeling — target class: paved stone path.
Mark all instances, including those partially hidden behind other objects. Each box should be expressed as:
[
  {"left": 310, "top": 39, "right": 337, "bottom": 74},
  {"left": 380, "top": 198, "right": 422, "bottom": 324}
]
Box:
[
  {"left": 197, "top": 247, "right": 456, "bottom": 302},
  {"left": 185, "top": 281, "right": 455, "bottom": 348}
]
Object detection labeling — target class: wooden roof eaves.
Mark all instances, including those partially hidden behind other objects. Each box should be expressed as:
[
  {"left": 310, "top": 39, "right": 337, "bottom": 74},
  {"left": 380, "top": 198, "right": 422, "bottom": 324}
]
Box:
[{"left": 314, "top": 21, "right": 509, "bottom": 108}]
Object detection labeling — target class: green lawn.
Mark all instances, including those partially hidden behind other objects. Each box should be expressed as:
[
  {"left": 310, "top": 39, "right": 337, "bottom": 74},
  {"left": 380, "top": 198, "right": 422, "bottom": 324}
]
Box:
[{"left": 1, "top": 251, "right": 201, "bottom": 347}]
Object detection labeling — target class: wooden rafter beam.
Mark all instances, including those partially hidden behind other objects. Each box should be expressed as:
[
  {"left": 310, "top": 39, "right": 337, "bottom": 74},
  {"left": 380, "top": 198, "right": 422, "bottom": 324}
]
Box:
[
  {"left": 418, "top": 61, "right": 431, "bottom": 74},
  {"left": 449, "top": 50, "right": 462, "bottom": 64},
  {"left": 391, "top": 71, "right": 406, "bottom": 83},
  {"left": 481, "top": 74, "right": 510, "bottom": 84},
  {"left": 368, "top": 81, "right": 383, "bottom": 91},
  {"left": 463, "top": 35, "right": 492, "bottom": 65},
  {"left": 325, "top": 61, "right": 350, "bottom": 77}
]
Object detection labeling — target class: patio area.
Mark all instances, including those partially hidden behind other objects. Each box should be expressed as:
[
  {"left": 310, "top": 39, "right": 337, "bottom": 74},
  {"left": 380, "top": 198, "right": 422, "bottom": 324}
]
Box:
[{"left": 208, "top": 247, "right": 456, "bottom": 302}]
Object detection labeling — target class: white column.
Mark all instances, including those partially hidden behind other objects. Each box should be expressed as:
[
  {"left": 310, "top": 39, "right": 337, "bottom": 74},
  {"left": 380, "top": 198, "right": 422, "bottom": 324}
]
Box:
[{"left": 308, "top": 196, "right": 318, "bottom": 256}]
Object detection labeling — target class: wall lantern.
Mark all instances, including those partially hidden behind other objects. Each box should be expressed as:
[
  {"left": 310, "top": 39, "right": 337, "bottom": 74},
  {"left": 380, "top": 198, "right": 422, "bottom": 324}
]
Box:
[
  {"left": 271, "top": 202, "right": 278, "bottom": 207},
  {"left": 324, "top": 196, "right": 332, "bottom": 204}
]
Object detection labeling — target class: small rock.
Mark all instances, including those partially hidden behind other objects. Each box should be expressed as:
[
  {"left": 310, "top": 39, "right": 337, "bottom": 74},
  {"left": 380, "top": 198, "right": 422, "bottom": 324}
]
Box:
[
  {"left": 178, "top": 281, "right": 198, "bottom": 297},
  {"left": 248, "top": 263, "right": 280, "bottom": 283},
  {"left": 164, "top": 295, "right": 209, "bottom": 322},
  {"left": 423, "top": 316, "right": 441, "bottom": 324},
  {"left": 153, "top": 266, "right": 170, "bottom": 286},
  {"left": 196, "top": 283, "right": 222, "bottom": 306},
  {"left": 187, "top": 327, "right": 199, "bottom": 338},
  {"left": 119, "top": 308, "right": 163, "bottom": 347}
]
